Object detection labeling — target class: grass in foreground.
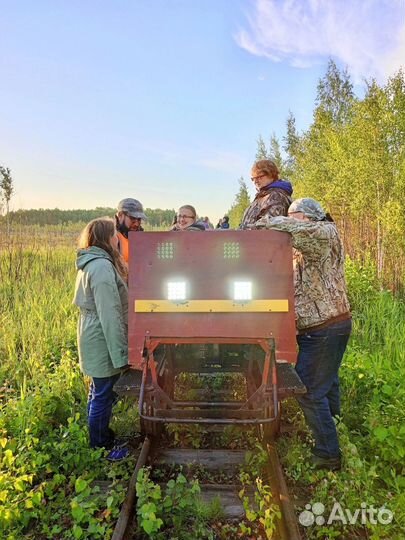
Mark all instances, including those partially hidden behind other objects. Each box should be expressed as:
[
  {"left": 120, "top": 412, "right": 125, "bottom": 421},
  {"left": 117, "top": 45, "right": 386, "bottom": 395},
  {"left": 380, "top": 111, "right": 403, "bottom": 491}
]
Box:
[{"left": 0, "top": 247, "right": 404, "bottom": 538}]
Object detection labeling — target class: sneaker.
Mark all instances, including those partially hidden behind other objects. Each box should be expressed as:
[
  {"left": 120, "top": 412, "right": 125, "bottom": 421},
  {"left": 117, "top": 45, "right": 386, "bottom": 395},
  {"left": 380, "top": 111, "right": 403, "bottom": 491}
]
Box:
[
  {"left": 106, "top": 443, "right": 130, "bottom": 462},
  {"left": 311, "top": 454, "right": 341, "bottom": 471}
]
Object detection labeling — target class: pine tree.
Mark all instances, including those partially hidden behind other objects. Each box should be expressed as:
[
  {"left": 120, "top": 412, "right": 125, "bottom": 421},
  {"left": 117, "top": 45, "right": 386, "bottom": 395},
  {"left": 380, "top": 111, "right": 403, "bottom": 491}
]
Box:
[
  {"left": 255, "top": 135, "right": 268, "bottom": 160},
  {"left": 268, "top": 133, "right": 285, "bottom": 176},
  {"left": 283, "top": 111, "right": 300, "bottom": 177},
  {"left": 316, "top": 59, "right": 355, "bottom": 125},
  {"left": 0, "top": 166, "right": 14, "bottom": 233},
  {"left": 227, "top": 177, "right": 251, "bottom": 228}
]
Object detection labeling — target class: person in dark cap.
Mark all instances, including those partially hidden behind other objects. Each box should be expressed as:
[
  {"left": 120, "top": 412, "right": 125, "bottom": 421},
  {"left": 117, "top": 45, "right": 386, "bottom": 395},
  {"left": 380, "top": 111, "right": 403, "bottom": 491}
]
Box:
[
  {"left": 115, "top": 198, "right": 147, "bottom": 263},
  {"left": 264, "top": 198, "right": 352, "bottom": 471},
  {"left": 113, "top": 199, "right": 147, "bottom": 402}
]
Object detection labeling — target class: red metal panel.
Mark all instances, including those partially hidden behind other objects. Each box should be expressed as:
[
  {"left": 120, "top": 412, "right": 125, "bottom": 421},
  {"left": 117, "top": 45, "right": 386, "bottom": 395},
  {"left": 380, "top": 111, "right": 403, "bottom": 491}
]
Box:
[{"left": 128, "top": 230, "right": 297, "bottom": 368}]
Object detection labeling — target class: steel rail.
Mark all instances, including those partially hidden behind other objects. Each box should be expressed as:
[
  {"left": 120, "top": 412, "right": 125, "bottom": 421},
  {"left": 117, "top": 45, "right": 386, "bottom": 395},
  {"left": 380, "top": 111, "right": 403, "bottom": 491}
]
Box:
[
  {"left": 266, "top": 442, "right": 302, "bottom": 540},
  {"left": 111, "top": 436, "right": 152, "bottom": 540},
  {"left": 111, "top": 435, "right": 301, "bottom": 540},
  {"left": 139, "top": 414, "right": 279, "bottom": 424}
]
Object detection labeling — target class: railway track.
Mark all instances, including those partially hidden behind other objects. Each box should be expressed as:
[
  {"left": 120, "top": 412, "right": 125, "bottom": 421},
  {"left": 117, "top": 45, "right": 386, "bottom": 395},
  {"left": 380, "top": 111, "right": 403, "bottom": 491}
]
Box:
[{"left": 111, "top": 430, "right": 301, "bottom": 540}]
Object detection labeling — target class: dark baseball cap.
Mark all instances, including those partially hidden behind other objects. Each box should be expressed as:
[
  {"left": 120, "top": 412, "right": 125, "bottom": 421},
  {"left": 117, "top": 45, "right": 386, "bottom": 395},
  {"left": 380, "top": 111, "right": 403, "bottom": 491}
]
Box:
[{"left": 117, "top": 198, "right": 147, "bottom": 220}]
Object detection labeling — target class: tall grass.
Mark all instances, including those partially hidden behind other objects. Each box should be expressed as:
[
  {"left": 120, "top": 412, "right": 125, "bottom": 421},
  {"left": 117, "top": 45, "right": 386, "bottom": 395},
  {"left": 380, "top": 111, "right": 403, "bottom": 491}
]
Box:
[
  {"left": 344, "top": 258, "right": 405, "bottom": 424},
  {"left": 275, "top": 257, "right": 405, "bottom": 539},
  {"left": 0, "top": 240, "right": 134, "bottom": 539},
  {"left": 0, "top": 246, "right": 77, "bottom": 388},
  {"left": 342, "top": 281, "right": 405, "bottom": 477},
  {"left": 1, "top": 233, "right": 404, "bottom": 538},
  {"left": 296, "top": 258, "right": 405, "bottom": 538}
]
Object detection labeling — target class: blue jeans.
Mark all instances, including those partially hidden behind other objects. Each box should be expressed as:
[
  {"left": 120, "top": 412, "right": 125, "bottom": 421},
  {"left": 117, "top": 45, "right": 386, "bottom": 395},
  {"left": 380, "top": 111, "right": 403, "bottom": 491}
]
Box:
[
  {"left": 296, "top": 319, "right": 352, "bottom": 459},
  {"left": 87, "top": 374, "right": 120, "bottom": 448}
]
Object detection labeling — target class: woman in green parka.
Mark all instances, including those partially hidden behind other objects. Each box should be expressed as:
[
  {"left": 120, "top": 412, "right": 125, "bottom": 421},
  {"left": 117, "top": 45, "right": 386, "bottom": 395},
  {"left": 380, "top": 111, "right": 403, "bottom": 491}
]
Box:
[{"left": 73, "top": 218, "right": 129, "bottom": 460}]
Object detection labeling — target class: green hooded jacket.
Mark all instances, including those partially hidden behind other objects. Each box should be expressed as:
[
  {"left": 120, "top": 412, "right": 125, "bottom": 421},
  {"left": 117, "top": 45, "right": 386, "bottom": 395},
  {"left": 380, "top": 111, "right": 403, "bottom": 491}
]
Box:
[{"left": 73, "top": 246, "right": 128, "bottom": 377}]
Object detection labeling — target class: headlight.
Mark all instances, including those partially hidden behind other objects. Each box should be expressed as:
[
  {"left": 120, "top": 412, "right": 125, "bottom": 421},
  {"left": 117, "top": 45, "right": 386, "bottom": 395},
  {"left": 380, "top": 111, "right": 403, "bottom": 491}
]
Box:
[
  {"left": 167, "top": 281, "right": 186, "bottom": 301},
  {"left": 233, "top": 281, "right": 252, "bottom": 301}
]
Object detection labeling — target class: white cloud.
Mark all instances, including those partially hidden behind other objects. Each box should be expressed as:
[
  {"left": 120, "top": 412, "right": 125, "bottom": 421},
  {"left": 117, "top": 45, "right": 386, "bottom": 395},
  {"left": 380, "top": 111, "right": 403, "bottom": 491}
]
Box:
[{"left": 236, "top": 0, "right": 405, "bottom": 82}]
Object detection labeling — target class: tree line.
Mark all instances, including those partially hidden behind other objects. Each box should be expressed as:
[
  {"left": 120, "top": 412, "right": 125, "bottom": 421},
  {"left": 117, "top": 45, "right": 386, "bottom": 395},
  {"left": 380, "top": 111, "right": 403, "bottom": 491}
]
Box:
[{"left": 0, "top": 206, "right": 176, "bottom": 229}]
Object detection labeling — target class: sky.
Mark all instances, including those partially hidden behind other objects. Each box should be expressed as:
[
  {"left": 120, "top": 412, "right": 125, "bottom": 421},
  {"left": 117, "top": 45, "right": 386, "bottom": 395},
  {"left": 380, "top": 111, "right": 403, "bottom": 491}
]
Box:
[{"left": 1, "top": 0, "right": 404, "bottom": 223}]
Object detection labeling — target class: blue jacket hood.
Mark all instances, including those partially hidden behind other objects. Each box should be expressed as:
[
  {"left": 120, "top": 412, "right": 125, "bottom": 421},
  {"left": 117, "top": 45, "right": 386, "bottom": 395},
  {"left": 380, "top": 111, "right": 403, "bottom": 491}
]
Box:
[{"left": 264, "top": 179, "right": 293, "bottom": 196}]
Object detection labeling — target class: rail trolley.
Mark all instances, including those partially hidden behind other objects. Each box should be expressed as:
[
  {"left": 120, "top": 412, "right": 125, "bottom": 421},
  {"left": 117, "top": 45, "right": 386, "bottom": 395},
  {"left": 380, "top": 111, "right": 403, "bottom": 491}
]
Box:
[{"left": 126, "top": 229, "right": 305, "bottom": 440}]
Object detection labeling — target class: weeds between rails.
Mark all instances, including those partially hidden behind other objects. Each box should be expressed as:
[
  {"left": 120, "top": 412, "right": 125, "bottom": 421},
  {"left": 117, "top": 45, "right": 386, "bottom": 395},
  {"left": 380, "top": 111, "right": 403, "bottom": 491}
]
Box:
[
  {"left": 112, "top": 372, "right": 286, "bottom": 539},
  {"left": 114, "top": 388, "right": 298, "bottom": 540}
]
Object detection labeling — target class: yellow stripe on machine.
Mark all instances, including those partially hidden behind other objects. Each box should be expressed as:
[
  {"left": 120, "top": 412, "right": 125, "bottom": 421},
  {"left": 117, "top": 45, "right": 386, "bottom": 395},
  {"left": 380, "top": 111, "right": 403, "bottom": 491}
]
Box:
[{"left": 135, "top": 299, "right": 289, "bottom": 313}]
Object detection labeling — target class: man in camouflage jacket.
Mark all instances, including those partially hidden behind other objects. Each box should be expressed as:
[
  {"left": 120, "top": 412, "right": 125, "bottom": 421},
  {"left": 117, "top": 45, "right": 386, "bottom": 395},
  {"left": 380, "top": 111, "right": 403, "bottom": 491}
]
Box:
[
  {"left": 240, "top": 159, "right": 293, "bottom": 227},
  {"left": 266, "top": 198, "right": 352, "bottom": 471}
]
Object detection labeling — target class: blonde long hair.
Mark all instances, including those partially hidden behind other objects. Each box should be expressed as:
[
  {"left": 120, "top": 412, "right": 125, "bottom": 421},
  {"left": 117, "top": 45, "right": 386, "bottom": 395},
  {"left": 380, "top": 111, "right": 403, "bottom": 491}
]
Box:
[{"left": 78, "top": 217, "right": 128, "bottom": 281}]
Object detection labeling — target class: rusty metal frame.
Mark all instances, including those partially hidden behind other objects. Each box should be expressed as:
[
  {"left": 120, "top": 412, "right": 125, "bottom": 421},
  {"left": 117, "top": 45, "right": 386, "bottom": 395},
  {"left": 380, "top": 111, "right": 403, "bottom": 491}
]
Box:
[{"left": 138, "top": 336, "right": 280, "bottom": 428}]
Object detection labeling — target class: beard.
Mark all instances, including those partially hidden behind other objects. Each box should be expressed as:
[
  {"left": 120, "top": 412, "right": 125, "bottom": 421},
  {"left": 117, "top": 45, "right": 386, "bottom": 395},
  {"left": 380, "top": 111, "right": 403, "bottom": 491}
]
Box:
[{"left": 116, "top": 219, "right": 130, "bottom": 237}]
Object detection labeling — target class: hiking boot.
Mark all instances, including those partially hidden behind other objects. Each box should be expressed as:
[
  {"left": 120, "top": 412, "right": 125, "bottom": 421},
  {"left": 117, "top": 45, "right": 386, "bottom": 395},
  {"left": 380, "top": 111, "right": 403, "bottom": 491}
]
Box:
[
  {"left": 311, "top": 454, "right": 341, "bottom": 471},
  {"left": 106, "top": 443, "right": 130, "bottom": 462}
]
